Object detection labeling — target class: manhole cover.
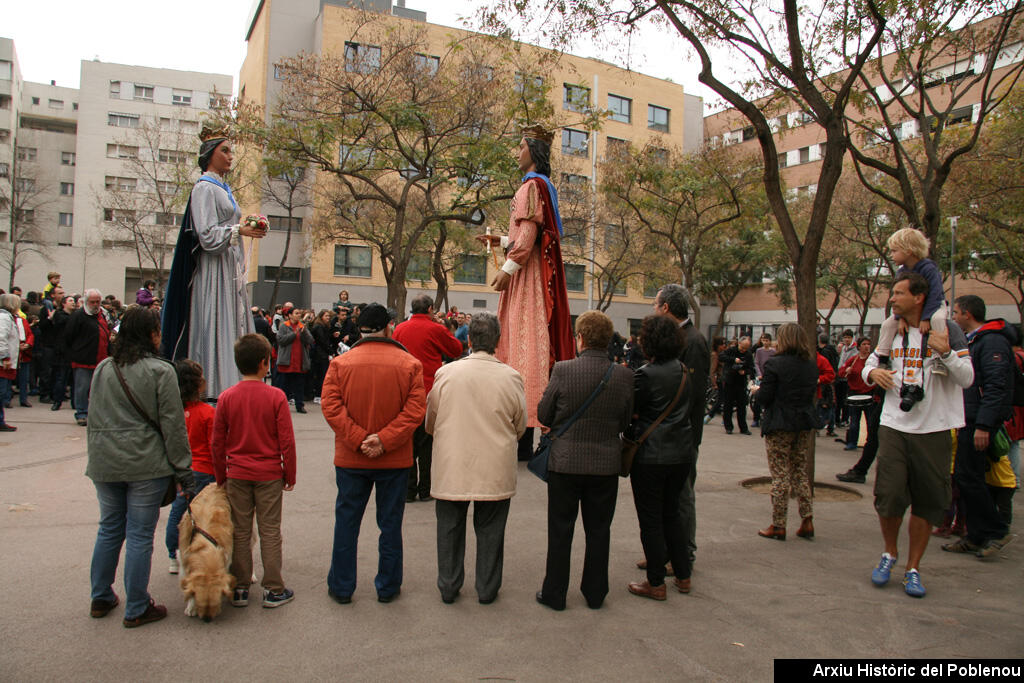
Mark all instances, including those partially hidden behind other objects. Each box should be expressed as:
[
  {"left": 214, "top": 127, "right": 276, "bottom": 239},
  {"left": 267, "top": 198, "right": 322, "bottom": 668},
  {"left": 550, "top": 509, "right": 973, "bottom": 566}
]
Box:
[{"left": 740, "top": 477, "right": 862, "bottom": 502}]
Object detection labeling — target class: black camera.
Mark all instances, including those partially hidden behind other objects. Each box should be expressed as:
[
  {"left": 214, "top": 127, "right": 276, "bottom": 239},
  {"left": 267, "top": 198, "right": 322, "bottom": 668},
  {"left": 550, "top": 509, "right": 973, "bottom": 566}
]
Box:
[{"left": 899, "top": 384, "right": 925, "bottom": 412}]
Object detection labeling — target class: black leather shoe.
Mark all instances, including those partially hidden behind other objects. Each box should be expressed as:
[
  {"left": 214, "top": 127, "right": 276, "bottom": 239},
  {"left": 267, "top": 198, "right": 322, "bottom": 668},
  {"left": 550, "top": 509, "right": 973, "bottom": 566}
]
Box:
[
  {"left": 377, "top": 589, "right": 400, "bottom": 603},
  {"left": 327, "top": 588, "right": 351, "bottom": 605},
  {"left": 440, "top": 591, "right": 459, "bottom": 604},
  {"left": 740, "top": 429, "right": 752, "bottom": 435},
  {"left": 51, "top": 402, "right": 62, "bottom": 411},
  {"left": 535, "top": 591, "right": 565, "bottom": 611},
  {"left": 296, "top": 406, "right": 307, "bottom": 414}
]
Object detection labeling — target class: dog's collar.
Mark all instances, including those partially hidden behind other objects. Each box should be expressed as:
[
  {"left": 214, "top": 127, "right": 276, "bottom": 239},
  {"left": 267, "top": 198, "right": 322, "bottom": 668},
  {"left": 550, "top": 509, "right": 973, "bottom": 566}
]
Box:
[{"left": 187, "top": 505, "right": 220, "bottom": 549}]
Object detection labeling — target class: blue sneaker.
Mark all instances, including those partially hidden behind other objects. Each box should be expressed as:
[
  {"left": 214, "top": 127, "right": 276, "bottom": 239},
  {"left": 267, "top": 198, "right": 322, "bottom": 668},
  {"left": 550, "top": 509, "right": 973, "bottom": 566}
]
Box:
[
  {"left": 262, "top": 588, "right": 294, "bottom": 608},
  {"left": 871, "top": 553, "right": 896, "bottom": 586},
  {"left": 902, "top": 570, "right": 926, "bottom": 598}
]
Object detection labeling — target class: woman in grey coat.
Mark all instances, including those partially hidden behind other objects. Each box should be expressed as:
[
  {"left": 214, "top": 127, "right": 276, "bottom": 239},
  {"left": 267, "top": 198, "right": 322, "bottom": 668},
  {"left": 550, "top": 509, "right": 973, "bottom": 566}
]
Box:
[
  {"left": 86, "top": 306, "right": 195, "bottom": 628},
  {"left": 536, "top": 311, "right": 634, "bottom": 610}
]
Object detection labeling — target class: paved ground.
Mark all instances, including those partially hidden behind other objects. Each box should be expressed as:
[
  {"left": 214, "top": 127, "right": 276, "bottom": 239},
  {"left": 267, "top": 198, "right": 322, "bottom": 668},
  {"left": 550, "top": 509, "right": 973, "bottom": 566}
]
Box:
[{"left": 1, "top": 402, "right": 1020, "bottom": 681}]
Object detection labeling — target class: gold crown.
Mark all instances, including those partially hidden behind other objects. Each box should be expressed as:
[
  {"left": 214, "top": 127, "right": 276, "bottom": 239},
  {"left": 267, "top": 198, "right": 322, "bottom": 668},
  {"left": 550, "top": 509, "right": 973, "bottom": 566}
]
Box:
[
  {"left": 521, "top": 124, "right": 554, "bottom": 145},
  {"left": 200, "top": 123, "right": 230, "bottom": 142}
]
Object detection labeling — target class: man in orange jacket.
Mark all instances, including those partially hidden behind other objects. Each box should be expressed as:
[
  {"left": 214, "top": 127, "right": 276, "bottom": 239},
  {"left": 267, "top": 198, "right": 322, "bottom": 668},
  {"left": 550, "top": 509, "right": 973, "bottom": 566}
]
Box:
[{"left": 320, "top": 303, "right": 426, "bottom": 604}]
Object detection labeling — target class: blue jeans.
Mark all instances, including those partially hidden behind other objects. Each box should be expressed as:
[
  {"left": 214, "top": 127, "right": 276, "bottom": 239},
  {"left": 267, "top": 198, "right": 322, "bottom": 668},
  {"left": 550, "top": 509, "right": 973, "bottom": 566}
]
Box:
[
  {"left": 73, "top": 367, "right": 94, "bottom": 420},
  {"left": 90, "top": 477, "right": 171, "bottom": 619},
  {"left": 164, "top": 472, "right": 217, "bottom": 556},
  {"left": 328, "top": 467, "right": 407, "bottom": 599},
  {"left": 17, "top": 361, "right": 31, "bottom": 404},
  {"left": 0, "top": 378, "right": 8, "bottom": 424}
]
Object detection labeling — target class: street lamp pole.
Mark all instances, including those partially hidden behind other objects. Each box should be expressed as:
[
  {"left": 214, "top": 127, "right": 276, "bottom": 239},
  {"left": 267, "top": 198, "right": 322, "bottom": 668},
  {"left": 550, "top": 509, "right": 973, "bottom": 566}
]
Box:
[{"left": 949, "top": 216, "right": 959, "bottom": 306}]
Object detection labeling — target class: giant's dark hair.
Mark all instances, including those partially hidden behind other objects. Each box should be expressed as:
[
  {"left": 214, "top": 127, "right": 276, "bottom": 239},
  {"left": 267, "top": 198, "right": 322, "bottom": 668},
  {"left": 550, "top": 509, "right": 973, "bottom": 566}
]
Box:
[
  {"left": 110, "top": 305, "right": 161, "bottom": 365},
  {"left": 524, "top": 137, "right": 551, "bottom": 177}
]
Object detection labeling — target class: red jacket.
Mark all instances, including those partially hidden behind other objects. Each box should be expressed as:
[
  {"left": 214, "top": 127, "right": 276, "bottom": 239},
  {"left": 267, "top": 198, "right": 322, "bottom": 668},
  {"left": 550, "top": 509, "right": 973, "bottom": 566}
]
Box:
[
  {"left": 321, "top": 337, "right": 426, "bottom": 470},
  {"left": 816, "top": 352, "right": 835, "bottom": 400},
  {"left": 184, "top": 400, "right": 216, "bottom": 475},
  {"left": 212, "top": 381, "right": 296, "bottom": 486},
  {"left": 392, "top": 314, "right": 464, "bottom": 394}
]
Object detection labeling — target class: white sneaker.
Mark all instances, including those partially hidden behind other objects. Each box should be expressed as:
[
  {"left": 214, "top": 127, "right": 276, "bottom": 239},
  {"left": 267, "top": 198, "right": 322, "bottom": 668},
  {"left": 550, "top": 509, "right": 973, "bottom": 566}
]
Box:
[
  {"left": 168, "top": 556, "right": 180, "bottom": 574},
  {"left": 314, "top": 397, "right": 321, "bottom": 404},
  {"left": 288, "top": 398, "right": 295, "bottom": 405}
]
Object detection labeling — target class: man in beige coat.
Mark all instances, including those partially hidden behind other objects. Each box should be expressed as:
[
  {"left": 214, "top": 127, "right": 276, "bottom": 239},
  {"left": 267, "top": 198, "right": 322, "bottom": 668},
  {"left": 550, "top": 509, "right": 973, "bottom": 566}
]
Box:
[{"left": 426, "top": 312, "right": 527, "bottom": 605}]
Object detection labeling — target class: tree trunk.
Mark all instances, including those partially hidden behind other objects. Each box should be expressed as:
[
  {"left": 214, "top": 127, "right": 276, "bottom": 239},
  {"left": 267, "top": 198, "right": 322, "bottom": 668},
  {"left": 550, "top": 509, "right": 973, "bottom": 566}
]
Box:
[
  {"left": 268, "top": 223, "right": 294, "bottom": 309},
  {"left": 431, "top": 229, "right": 449, "bottom": 312}
]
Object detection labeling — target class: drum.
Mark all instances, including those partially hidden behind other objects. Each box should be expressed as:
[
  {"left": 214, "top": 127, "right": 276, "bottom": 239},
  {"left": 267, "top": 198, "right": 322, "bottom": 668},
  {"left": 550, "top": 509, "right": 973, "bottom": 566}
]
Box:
[{"left": 846, "top": 394, "right": 874, "bottom": 408}]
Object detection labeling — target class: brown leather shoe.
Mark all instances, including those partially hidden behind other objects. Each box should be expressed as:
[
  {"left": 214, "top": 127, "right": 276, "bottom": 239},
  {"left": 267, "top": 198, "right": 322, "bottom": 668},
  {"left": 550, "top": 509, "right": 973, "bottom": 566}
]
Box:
[
  {"left": 673, "top": 578, "right": 691, "bottom": 594},
  {"left": 635, "top": 558, "right": 674, "bottom": 576},
  {"left": 796, "top": 517, "right": 814, "bottom": 539},
  {"left": 758, "top": 525, "right": 786, "bottom": 541},
  {"left": 90, "top": 594, "right": 119, "bottom": 618},
  {"left": 627, "top": 580, "right": 667, "bottom": 601},
  {"left": 122, "top": 600, "right": 167, "bottom": 628}
]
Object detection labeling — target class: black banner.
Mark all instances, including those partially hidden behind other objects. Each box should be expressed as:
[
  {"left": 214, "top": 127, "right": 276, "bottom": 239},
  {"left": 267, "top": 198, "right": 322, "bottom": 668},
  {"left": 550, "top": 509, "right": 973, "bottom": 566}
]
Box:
[{"left": 775, "top": 660, "right": 1022, "bottom": 682}]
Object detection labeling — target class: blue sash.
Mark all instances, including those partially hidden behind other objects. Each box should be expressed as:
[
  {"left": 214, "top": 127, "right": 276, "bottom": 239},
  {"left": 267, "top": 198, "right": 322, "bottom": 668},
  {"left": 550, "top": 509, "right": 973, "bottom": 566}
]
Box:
[
  {"left": 198, "top": 175, "right": 237, "bottom": 212},
  {"left": 522, "top": 172, "right": 563, "bottom": 235}
]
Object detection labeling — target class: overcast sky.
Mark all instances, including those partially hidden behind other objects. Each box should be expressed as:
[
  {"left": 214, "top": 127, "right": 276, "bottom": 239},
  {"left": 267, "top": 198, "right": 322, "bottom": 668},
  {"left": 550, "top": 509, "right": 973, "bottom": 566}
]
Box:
[{"left": 4, "top": 0, "right": 717, "bottom": 107}]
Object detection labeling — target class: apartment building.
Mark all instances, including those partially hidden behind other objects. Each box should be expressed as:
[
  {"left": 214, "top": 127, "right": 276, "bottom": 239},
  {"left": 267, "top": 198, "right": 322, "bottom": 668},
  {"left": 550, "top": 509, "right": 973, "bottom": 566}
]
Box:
[
  {"left": 239, "top": 0, "right": 705, "bottom": 331},
  {"left": 0, "top": 39, "right": 231, "bottom": 301},
  {"left": 704, "top": 19, "right": 1024, "bottom": 336}
]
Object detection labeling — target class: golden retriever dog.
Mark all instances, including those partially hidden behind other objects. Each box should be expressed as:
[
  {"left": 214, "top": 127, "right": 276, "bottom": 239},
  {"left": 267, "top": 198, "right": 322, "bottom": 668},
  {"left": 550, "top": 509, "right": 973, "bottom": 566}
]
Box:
[{"left": 178, "top": 485, "right": 234, "bottom": 622}]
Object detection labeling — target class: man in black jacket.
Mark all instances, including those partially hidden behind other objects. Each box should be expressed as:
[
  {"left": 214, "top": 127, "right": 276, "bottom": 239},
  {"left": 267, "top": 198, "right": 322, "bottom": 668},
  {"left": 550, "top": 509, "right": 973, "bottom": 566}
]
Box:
[
  {"left": 63, "top": 290, "right": 111, "bottom": 426},
  {"left": 720, "top": 336, "right": 754, "bottom": 435},
  {"left": 947, "top": 295, "right": 1017, "bottom": 558}
]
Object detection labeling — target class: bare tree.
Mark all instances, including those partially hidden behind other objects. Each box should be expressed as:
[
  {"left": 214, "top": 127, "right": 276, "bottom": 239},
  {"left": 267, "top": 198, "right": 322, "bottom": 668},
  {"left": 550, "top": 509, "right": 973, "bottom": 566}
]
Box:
[
  {"left": 0, "top": 143, "right": 55, "bottom": 289},
  {"left": 98, "top": 119, "right": 196, "bottom": 294},
  {"left": 846, "top": 2, "right": 1024, "bottom": 248},
  {"left": 260, "top": 160, "right": 312, "bottom": 308}
]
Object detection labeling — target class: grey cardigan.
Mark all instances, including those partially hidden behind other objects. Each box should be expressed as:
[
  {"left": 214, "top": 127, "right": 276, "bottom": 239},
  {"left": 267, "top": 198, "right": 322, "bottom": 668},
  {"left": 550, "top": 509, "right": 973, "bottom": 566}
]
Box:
[
  {"left": 85, "top": 356, "right": 192, "bottom": 482},
  {"left": 536, "top": 349, "right": 634, "bottom": 476}
]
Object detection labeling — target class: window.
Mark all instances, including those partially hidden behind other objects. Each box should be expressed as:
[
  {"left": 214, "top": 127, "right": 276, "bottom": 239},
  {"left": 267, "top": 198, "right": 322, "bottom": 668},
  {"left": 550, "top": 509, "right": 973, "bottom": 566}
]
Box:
[
  {"left": 72, "top": 102, "right": 78, "bottom": 111},
  {"left": 742, "top": 126, "right": 755, "bottom": 141},
  {"left": 107, "top": 144, "right": 139, "bottom": 159},
  {"left": 267, "top": 215, "right": 303, "bottom": 232},
  {"left": 108, "top": 112, "right": 140, "bottom": 128},
  {"left": 344, "top": 42, "right": 381, "bottom": 74},
  {"left": 155, "top": 212, "right": 182, "bottom": 226},
  {"left": 178, "top": 120, "right": 199, "bottom": 133},
  {"left": 334, "top": 245, "right": 372, "bottom": 277},
  {"left": 264, "top": 266, "right": 302, "bottom": 283},
  {"left": 105, "top": 176, "right": 138, "bottom": 192},
  {"left": 564, "top": 264, "right": 586, "bottom": 292},
  {"left": 799, "top": 146, "right": 810, "bottom": 164},
  {"left": 155, "top": 180, "right": 176, "bottom": 195},
  {"left": 159, "top": 149, "right": 189, "bottom": 164},
  {"left": 273, "top": 64, "right": 286, "bottom": 80},
  {"left": 17, "top": 209, "right": 35, "bottom": 223},
  {"left": 48, "top": 98, "right": 64, "bottom": 109},
  {"left": 60, "top": 182, "right": 74, "bottom": 196},
  {"left": 608, "top": 94, "right": 631, "bottom": 123},
  {"left": 31, "top": 96, "right": 40, "bottom": 105},
  {"left": 133, "top": 85, "right": 154, "bottom": 101},
  {"left": 414, "top": 53, "right": 440, "bottom": 75},
  {"left": 339, "top": 144, "right": 373, "bottom": 166},
  {"left": 563, "top": 84, "right": 590, "bottom": 112},
  {"left": 61, "top": 151, "right": 76, "bottom": 166},
  {"left": 172, "top": 89, "right": 192, "bottom": 106},
  {"left": 16, "top": 178, "right": 35, "bottom": 193},
  {"left": 514, "top": 72, "right": 543, "bottom": 94},
  {"left": 159, "top": 117, "right": 172, "bottom": 130},
  {"left": 561, "top": 129, "right": 589, "bottom": 157},
  {"left": 0, "top": 163, "right": 9, "bottom": 178},
  {"left": 0, "top": 95, "right": 9, "bottom": 109},
  {"left": 947, "top": 106, "right": 973, "bottom": 126},
  {"left": 778, "top": 153, "right": 788, "bottom": 169},
  {"left": 643, "top": 278, "right": 661, "bottom": 298},
  {"left": 0, "top": 60, "right": 11, "bottom": 80},
  {"left": 58, "top": 213, "right": 73, "bottom": 227},
  {"left": 109, "top": 80, "right": 120, "bottom": 97},
  {"left": 16, "top": 147, "right": 37, "bottom": 161},
  {"left": 606, "top": 137, "right": 629, "bottom": 157},
  {"left": 454, "top": 255, "right": 486, "bottom": 284},
  {"left": 405, "top": 252, "right": 431, "bottom": 282},
  {"left": 103, "top": 208, "right": 136, "bottom": 223},
  {"left": 560, "top": 173, "right": 589, "bottom": 199},
  {"left": 602, "top": 278, "right": 627, "bottom": 296},
  {"left": 210, "top": 93, "right": 229, "bottom": 109},
  {"left": 647, "top": 105, "right": 670, "bottom": 132}
]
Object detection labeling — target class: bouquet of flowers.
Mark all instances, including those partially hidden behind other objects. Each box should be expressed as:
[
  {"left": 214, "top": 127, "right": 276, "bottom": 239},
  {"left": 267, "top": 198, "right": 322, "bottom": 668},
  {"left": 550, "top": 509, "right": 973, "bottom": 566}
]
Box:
[{"left": 243, "top": 214, "right": 269, "bottom": 231}]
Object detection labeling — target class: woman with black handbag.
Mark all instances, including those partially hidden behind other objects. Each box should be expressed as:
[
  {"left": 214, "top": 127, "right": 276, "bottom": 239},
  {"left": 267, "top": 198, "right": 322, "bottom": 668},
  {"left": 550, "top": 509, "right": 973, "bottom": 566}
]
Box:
[
  {"left": 535, "top": 311, "right": 634, "bottom": 611},
  {"left": 626, "top": 314, "right": 694, "bottom": 601},
  {"left": 85, "top": 306, "right": 195, "bottom": 628}
]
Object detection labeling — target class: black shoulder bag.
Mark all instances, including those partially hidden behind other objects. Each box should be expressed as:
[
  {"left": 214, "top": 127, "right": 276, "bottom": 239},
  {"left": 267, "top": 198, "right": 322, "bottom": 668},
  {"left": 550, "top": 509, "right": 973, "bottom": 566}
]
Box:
[{"left": 528, "top": 364, "right": 616, "bottom": 482}]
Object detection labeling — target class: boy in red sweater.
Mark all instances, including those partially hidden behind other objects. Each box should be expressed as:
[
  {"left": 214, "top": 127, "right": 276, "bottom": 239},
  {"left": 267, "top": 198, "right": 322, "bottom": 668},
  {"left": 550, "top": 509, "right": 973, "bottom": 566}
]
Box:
[{"left": 212, "top": 334, "right": 297, "bottom": 609}]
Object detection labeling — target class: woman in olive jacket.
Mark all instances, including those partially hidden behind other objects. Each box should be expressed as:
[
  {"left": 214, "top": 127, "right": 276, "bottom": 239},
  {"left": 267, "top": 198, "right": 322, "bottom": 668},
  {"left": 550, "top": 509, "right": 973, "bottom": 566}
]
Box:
[
  {"left": 753, "top": 322, "right": 819, "bottom": 541},
  {"left": 626, "top": 315, "right": 694, "bottom": 601},
  {"left": 86, "top": 306, "right": 194, "bottom": 628}
]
